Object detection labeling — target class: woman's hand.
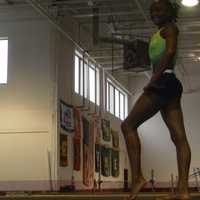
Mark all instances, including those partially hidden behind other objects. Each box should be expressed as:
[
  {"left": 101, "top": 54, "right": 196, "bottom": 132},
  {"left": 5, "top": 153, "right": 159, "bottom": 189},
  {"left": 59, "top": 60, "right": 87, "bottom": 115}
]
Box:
[
  {"left": 143, "top": 82, "right": 153, "bottom": 92},
  {"left": 143, "top": 76, "right": 156, "bottom": 91},
  {"left": 143, "top": 79, "right": 165, "bottom": 92}
]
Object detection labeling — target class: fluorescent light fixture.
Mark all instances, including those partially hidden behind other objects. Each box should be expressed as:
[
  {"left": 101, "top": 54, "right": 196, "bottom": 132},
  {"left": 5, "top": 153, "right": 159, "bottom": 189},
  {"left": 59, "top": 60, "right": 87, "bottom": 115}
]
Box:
[{"left": 181, "top": 0, "right": 199, "bottom": 7}]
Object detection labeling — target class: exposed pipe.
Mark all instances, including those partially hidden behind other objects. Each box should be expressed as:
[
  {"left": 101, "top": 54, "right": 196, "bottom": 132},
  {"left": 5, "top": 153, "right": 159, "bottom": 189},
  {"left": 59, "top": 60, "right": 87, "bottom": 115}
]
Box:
[
  {"left": 49, "top": 0, "right": 125, "bottom": 4},
  {"left": 99, "top": 36, "right": 131, "bottom": 45},
  {"left": 93, "top": 7, "right": 99, "bottom": 45},
  {"left": 74, "top": 11, "right": 137, "bottom": 18}
]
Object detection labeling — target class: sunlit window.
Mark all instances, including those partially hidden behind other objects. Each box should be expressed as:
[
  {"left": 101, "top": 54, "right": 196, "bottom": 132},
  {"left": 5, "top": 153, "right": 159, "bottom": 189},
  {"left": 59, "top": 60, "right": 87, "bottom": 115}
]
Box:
[
  {"left": 74, "top": 50, "right": 100, "bottom": 105},
  {"left": 109, "top": 84, "right": 114, "bottom": 115},
  {"left": 74, "top": 49, "right": 128, "bottom": 117},
  {"left": 89, "top": 66, "right": 95, "bottom": 103},
  {"left": 0, "top": 39, "right": 8, "bottom": 84},
  {"left": 74, "top": 55, "right": 79, "bottom": 93},
  {"left": 96, "top": 68, "right": 100, "bottom": 105},
  {"left": 120, "top": 93, "right": 125, "bottom": 120},
  {"left": 106, "top": 78, "right": 128, "bottom": 120},
  {"left": 115, "top": 89, "right": 120, "bottom": 118}
]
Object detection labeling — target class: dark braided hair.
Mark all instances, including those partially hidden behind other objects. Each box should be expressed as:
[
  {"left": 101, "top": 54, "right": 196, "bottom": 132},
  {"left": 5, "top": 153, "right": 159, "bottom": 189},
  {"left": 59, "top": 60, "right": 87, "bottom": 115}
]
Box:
[{"left": 153, "top": 0, "right": 180, "bottom": 22}]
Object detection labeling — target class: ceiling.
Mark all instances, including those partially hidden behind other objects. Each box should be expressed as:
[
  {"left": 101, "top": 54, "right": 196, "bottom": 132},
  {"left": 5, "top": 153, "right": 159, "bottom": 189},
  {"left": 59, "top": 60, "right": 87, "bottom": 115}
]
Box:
[{"left": 1, "top": 0, "right": 200, "bottom": 72}]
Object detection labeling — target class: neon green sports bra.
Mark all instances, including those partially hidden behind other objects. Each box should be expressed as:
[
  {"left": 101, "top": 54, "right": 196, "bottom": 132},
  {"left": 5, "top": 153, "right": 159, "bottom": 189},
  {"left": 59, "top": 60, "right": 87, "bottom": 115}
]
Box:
[{"left": 149, "top": 29, "right": 177, "bottom": 66}]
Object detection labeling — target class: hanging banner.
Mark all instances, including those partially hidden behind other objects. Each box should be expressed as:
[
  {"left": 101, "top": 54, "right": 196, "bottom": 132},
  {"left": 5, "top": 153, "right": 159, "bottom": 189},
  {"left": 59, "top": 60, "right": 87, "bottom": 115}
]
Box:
[
  {"left": 82, "top": 117, "right": 89, "bottom": 145},
  {"left": 82, "top": 117, "right": 94, "bottom": 187},
  {"left": 83, "top": 144, "right": 90, "bottom": 186},
  {"left": 60, "top": 134, "right": 68, "bottom": 167},
  {"left": 101, "top": 146, "right": 111, "bottom": 177},
  {"left": 95, "top": 143, "right": 101, "bottom": 172},
  {"left": 74, "top": 108, "right": 81, "bottom": 139},
  {"left": 88, "top": 120, "right": 94, "bottom": 185},
  {"left": 73, "top": 138, "right": 81, "bottom": 171},
  {"left": 95, "top": 118, "right": 101, "bottom": 144},
  {"left": 111, "top": 149, "right": 120, "bottom": 177},
  {"left": 101, "top": 119, "right": 111, "bottom": 142},
  {"left": 73, "top": 108, "right": 81, "bottom": 171},
  {"left": 111, "top": 129, "right": 119, "bottom": 148},
  {"left": 82, "top": 117, "right": 90, "bottom": 186},
  {"left": 60, "top": 100, "right": 74, "bottom": 132}
]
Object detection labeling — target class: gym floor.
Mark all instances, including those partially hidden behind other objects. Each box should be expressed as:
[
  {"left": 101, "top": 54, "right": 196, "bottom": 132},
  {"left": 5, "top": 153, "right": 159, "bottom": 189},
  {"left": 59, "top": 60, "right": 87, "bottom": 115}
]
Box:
[{"left": 0, "top": 192, "right": 200, "bottom": 200}]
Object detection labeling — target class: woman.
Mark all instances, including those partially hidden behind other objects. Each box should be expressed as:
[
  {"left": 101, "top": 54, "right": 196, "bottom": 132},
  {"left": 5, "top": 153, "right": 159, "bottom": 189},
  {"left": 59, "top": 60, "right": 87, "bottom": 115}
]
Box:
[{"left": 121, "top": 0, "right": 191, "bottom": 200}]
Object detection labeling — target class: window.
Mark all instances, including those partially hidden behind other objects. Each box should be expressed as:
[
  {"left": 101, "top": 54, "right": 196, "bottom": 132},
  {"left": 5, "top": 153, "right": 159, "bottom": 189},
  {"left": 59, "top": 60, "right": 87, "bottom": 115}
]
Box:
[
  {"left": 106, "top": 78, "right": 128, "bottom": 120},
  {"left": 74, "top": 50, "right": 100, "bottom": 105},
  {"left": 89, "top": 65, "right": 96, "bottom": 103},
  {"left": 74, "top": 54, "right": 80, "bottom": 94},
  {"left": 0, "top": 39, "right": 8, "bottom": 84}
]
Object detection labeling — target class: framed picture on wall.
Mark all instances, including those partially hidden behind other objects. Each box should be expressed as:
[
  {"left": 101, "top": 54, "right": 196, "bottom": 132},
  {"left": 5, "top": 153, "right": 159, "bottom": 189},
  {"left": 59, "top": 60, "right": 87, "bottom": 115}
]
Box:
[
  {"left": 101, "top": 119, "right": 111, "bottom": 142},
  {"left": 60, "top": 100, "right": 74, "bottom": 132},
  {"left": 111, "top": 129, "right": 119, "bottom": 148},
  {"left": 111, "top": 149, "right": 120, "bottom": 177},
  {"left": 95, "top": 143, "right": 101, "bottom": 172},
  {"left": 101, "top": 146, "right": 111, "bottom": 177}
]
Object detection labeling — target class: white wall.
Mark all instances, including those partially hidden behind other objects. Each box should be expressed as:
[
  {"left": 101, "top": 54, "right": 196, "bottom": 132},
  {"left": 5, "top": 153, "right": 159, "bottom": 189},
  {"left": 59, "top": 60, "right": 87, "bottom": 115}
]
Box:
[
  {"left": 55, "top": 12, "right": 131, "bottom": 190},
  {"left": 0, "top": 7, "right": 56, "bottom": 191},
  {"left": 0, "top": 5, "right": 127, "bottom": 191}
]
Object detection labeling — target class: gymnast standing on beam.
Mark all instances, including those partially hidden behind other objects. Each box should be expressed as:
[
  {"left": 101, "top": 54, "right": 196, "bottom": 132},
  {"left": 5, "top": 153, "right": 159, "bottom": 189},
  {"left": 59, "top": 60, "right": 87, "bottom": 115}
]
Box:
[{"left": 121, "top": 0, "right": 191, "bottom": 199}]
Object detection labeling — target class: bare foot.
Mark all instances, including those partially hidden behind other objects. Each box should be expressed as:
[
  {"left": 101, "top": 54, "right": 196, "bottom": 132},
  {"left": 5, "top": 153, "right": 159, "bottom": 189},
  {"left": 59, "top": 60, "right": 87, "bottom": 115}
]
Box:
[
  {"left": 156, "top": 193, "right": 191, "bottom": 200},
  {"left": 127, "top": 177, "right": 147, "bottom": 200}
]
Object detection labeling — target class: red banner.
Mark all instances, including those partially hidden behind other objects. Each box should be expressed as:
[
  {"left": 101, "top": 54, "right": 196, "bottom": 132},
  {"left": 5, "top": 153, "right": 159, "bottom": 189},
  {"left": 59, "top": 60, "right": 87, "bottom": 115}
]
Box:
[
  {"left": 82, "top": 118, "right": 94, "bottom": 187},
  {"left": 74, "top": 108, "right": 81, "bottom": 139},
  {"left": 73, "top": 138, "right": 81, "bottom": 171}
]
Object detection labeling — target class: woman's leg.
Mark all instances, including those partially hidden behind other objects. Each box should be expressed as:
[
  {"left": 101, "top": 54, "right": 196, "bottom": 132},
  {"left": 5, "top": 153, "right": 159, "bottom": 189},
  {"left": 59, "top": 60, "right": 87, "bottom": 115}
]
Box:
[
  {"left": 159, "top": 97, "right": 191, "bottom": 199},
  {"left": 121, "top": 92, "right": 162, "bottom": 199}
]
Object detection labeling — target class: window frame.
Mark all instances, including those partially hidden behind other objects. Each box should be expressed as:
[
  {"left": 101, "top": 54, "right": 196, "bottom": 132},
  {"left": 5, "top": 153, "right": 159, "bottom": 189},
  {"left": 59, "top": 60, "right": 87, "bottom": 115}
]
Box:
[
  {"left": 74, "top": 50, "right": 100, "bottom": 106},
  {"left": 106, "top": 78, "right": 128, "bottom": 120}
]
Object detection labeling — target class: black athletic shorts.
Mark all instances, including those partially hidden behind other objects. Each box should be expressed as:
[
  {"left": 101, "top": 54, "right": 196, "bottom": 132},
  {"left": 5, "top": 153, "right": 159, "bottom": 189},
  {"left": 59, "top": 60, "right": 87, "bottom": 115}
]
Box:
[{"left": 145, "top": 73, "right": 183, "bottom": 106}]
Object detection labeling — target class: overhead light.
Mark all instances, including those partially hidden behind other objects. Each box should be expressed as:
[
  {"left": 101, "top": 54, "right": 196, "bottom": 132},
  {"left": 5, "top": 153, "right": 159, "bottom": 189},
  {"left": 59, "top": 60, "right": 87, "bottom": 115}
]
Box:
[{"left": 181, "top": 0, "right": 199, "bottom": 7}]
